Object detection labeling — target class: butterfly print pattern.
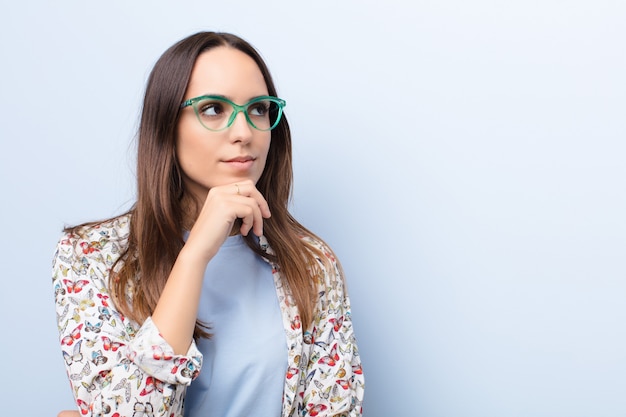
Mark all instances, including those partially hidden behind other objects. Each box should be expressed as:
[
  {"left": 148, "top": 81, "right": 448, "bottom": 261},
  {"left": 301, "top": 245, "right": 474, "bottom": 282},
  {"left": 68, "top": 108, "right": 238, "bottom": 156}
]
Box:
[
  {"left": 53, "top": 214, "right": 364, "bottom": 416},
  {"left": 53, "top": 216, "right": 202, "bottom": 416},
  {"left": 262, "top": 234, "right": 365, "bottom": 416}
]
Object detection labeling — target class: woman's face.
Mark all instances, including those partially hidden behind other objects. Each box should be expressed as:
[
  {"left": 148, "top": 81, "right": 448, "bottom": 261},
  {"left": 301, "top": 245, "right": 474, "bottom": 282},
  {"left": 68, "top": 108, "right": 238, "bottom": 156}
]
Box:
[{"left": 176, "top": 46, "right": 271, "bottom": 203}]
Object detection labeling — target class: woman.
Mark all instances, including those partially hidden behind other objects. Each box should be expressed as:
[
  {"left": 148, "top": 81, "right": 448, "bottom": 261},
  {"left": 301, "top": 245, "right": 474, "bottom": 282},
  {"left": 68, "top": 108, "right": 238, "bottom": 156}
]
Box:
[{"left": 53, "top": 32, "right": 364, "bottom": 417}]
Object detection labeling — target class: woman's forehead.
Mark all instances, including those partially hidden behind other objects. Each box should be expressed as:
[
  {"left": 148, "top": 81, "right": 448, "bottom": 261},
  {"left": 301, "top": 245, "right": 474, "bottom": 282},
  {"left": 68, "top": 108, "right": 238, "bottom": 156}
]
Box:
[{"left": 185, "top": 47, "right": 268, "bottom": 100}]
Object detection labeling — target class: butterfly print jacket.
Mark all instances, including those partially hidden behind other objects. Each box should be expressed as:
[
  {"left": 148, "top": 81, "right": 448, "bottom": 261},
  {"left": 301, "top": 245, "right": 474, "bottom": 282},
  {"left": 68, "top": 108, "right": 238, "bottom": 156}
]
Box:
[{"left": 52, "top": 214, "right": 364, "bottom": 416}]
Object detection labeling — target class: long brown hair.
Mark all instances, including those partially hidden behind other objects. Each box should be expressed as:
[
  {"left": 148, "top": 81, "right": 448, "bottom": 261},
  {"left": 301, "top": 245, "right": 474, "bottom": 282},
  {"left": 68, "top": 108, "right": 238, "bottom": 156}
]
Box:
[{"left": 72, "top": 32, "right": 328, "bottom": 339}]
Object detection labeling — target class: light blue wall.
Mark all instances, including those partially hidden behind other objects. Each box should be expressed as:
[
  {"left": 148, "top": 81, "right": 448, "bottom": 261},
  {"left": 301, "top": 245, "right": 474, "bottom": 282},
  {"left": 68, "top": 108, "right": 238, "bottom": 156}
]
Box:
[{"left": 1, "top": 1, "right": 624, "bottom": 416}]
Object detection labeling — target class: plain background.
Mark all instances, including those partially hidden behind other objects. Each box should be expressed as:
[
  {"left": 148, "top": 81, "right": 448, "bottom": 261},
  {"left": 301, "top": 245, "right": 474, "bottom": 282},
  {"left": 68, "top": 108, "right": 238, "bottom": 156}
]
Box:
[{"left": 1, "top": 1, "right": 625, "bottom": 416}]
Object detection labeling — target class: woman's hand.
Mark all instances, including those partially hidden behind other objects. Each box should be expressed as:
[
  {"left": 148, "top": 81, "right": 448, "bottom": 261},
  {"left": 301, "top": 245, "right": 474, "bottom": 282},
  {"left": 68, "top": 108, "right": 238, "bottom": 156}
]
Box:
[
  {"left": 57, "top": 411, "right": 79, "bottom": 417},
  {"left": 152, "top": 179, "right": 271, "bottom": 354},
  {"left": 184, "top": 179, "right": 271, "bottom": 263}
]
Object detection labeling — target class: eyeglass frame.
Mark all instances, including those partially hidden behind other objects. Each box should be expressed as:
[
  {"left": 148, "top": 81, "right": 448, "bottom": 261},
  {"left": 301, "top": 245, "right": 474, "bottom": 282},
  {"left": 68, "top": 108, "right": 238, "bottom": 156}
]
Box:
[{"left": 179, "top": 95, "right": 286, "bottom": 132}]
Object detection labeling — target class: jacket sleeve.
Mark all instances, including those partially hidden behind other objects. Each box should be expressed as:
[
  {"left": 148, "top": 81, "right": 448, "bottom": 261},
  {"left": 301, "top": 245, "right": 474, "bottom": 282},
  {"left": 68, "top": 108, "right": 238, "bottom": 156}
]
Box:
[
  {"left": 299, "top": 246, "right": 365, "bottom": 417},
  {"left": 52, "top": 231, "right": 203, "bottom": 416}
]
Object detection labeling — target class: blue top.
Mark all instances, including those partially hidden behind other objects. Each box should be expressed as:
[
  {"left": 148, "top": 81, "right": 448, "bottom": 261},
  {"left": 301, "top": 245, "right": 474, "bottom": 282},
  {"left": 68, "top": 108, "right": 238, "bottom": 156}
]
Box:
[{"left": 183, "top": 234, "right": 287, "bottom": 417}]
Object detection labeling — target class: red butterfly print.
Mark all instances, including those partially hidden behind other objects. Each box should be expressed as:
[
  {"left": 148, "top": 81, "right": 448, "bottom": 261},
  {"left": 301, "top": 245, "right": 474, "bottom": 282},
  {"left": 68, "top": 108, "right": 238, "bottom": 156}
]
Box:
[
  {"left": 171, "top": 357, "right": 188, "bottom": 374},
  {"left": 329, "top": 316, "right": 344, "bottom": 332},
  {"left": 152, "top": 345, "right": 173, "bottom": 360},
  {"left": 80, "top": 240, "right": 103, "bottom": 254},
  {"left": 79, "top": 241, "right": 96, "bottom": 254},
  {"left": 97, "top": 293, "right": 110, "bottom": 307},
  {"left": 63, "top": 279, "right": 90, "bottom": 293},
  {"left": 307, "top": 404, "right": 328, "bottom": 416},
  {"left": 352, "top": 364, "right": 363, "bottom": 375},
  {"left": 95, "top": 370, "right": 113, "bottom": 388},
  {"left": 290, "top": 315, "right": 301, "bottom": 330},
  {"left": 336, "top": 379, "right": 351, "bottom": 390},
  {"left": 286, "top": 366, "right": 299, "bottom": 379},
  {"left": 317, "top": 343, "right": 339, "bottom": 367},
  {"left": 140, "top": 376, "right": 164, "bottom": 396},
  {"left": 61, "top": 324, "right": 83, "bottom": 346},
  {"left": 76, "top": 399, "right": 90, "bottom": 415},
  {"left": 102, "top": 336, "right": 124, "bottom": 352}
]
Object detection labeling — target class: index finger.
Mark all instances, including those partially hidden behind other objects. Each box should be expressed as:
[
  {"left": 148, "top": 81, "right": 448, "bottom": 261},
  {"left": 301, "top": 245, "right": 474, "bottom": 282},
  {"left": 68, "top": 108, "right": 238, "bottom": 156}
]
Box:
[{"left": 234, "top": 181, "right": 271, "bottom": 219}]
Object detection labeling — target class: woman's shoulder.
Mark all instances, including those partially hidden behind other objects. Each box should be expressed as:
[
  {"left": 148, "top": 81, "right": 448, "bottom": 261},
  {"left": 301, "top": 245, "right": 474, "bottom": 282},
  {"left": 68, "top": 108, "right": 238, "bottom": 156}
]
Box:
[
  {"left": 299, "top": 233, "right": 338, "bottom": 265},
  {"left": 298, "top": 232, "right": 332, "bottom": 253},
  {"left": 55, "top": 213, "right": 132, "bottom": 260},
  {"left": 298, "top": 233, "right": 344, "bottom": 288}
]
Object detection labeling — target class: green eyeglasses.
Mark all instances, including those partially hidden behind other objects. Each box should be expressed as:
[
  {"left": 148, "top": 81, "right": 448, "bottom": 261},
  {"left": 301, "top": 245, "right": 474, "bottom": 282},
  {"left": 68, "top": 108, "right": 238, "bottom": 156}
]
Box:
[{"left": 180, "top": 95, "right": 286, "bottom": 132}]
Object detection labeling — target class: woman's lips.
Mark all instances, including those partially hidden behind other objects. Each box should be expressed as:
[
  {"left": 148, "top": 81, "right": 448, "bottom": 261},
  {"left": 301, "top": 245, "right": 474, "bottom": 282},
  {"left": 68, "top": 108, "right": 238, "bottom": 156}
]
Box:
[{"left": 223, "top": 156, "right": 255, "bottom": 170}]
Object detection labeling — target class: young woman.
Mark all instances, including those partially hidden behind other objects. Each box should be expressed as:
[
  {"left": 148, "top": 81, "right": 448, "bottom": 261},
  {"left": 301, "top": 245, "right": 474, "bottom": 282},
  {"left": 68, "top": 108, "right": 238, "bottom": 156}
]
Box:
[{"left": 53, "top": 32, "right": 364, "bottom": 417}]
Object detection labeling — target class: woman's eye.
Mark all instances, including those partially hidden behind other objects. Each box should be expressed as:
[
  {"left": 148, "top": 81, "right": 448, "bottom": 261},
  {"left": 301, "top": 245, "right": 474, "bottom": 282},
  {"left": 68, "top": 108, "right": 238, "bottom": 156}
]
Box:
[
  {"left": 248, "top": 102, "right": 269, "bottom": 117},
  {"left": 199, "top": 102, "right": 225, "bottom": 117}
]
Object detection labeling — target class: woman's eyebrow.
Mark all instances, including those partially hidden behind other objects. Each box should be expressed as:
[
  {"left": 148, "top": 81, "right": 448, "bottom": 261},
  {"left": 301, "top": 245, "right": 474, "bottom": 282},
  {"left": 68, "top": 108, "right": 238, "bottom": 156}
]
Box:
[
  {"left": 197, "top": 93, "right": 228, "bottom": 99},
  {"left": 198, "top": 93, "right": 269, "bottom": 102}
]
